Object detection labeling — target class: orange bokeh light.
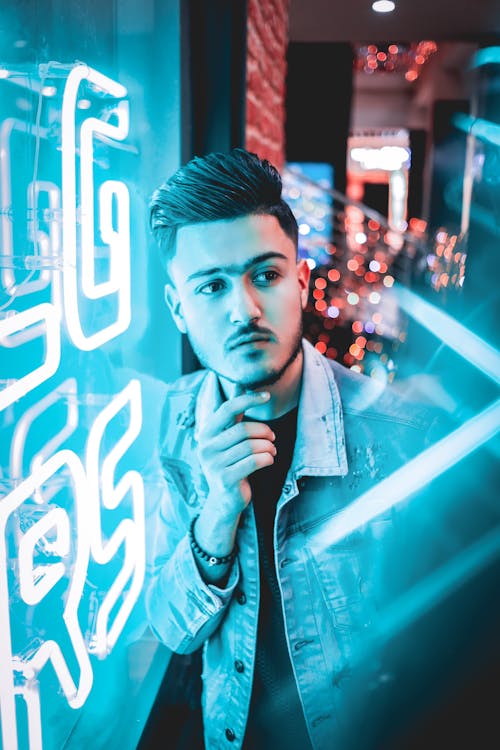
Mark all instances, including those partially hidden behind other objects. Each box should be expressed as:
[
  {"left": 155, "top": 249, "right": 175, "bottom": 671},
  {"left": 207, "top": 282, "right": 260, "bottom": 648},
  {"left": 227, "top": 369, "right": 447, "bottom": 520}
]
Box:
[{"left": 328, "top": 269, "right": 341, "bottom": 282}]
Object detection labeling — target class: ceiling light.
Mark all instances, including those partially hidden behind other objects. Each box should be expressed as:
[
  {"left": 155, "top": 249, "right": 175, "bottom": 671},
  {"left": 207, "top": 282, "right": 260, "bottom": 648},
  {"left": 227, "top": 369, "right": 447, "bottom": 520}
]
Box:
[{"left": 372, "top": 0, "right": 396, "bottom": 12}]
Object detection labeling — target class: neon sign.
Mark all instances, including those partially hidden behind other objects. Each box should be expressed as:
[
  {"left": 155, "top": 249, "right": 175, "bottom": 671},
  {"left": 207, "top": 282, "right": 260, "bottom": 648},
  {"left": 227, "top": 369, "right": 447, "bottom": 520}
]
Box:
[
  {"left": 0, "top": 63, "right": 145, "bottom": 750},
  {"left": 60, "top": 65, "right": 131, "bottom": 351}
]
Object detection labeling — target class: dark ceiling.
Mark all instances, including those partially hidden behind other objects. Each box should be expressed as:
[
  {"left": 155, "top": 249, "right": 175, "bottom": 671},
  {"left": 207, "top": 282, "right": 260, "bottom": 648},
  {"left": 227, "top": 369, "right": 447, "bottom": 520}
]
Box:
[{"left": 289, "top": 0, "right": 500, "bottom": 44}]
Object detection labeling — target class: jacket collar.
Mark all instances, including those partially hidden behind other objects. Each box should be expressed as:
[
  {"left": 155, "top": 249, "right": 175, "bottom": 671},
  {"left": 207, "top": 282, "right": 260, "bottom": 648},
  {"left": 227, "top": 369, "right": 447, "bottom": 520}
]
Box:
[
  {"left": 293, "top": 338, "right": 348, "bottom": 477},
  {"left": 193, "top": 338, "right": 348, "bottom": 478}
]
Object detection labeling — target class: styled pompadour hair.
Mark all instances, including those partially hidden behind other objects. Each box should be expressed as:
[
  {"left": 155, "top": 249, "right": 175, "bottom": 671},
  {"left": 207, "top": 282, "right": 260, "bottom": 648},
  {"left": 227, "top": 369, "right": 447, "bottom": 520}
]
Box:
[{"left": 149, "top": 148, "right": 298, "bottom": 263}]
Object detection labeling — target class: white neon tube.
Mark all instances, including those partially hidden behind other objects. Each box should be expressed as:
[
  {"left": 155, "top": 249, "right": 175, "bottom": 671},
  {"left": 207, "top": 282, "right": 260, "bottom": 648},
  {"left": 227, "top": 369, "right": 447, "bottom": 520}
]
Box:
[
  {"left": 0, "top": 119, "right": 52, "bottom": 296},
  {"left": 10, "top": 378, "right": 78, "bottom": 498},
  {"left": 0, "top": 449, "right": 93, "bottom": 750},
  {"left": 61, "top": 64, "right": 131, "bottom": 351},
  {"left": 0, "top": 303, "right": 61, "bottom": 411},
  {"left": 84, "top": 379, "right": 145, "bottom": 657},
  {"left": 80, "top": 106, "right": 129, "bottom": 299}
]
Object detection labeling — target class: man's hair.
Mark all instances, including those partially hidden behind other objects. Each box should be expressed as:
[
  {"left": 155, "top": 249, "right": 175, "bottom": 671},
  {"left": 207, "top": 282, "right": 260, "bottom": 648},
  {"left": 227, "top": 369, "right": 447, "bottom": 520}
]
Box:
[{"left": 149, "top": 148, "right": 298, "bottom": 263}]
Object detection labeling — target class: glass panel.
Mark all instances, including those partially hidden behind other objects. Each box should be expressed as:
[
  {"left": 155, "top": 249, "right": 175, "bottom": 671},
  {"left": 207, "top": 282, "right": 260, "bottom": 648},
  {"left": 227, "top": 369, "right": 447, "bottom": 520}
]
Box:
[{"left": 0, "top": 2, "right": 181, "bottom": 748}]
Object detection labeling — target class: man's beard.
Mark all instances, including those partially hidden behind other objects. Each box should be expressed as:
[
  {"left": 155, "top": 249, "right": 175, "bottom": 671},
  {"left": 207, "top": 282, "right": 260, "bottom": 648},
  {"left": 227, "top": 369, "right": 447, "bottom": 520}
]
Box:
[
  {"left": 235, "top": 334, "right": 303, "bottom": 389},
  {"left": 188, "top": 319, "right": 304, "bottom": 391}
]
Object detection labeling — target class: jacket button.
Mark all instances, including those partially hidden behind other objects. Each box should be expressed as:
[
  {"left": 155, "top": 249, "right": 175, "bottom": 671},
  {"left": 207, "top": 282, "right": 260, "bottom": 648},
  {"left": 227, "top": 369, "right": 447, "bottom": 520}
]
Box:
[
  {"left": 225, "top": 728, "right": 236, "bottom": 742},
  {"left": 234, "top": 659, "right": 244, "bottom": 673},
  {"left": 283, "top": 483, "right": 292, "bottom": 494},
  {"left": 236, "top": 590, "right": 246, "bottom": 605}
]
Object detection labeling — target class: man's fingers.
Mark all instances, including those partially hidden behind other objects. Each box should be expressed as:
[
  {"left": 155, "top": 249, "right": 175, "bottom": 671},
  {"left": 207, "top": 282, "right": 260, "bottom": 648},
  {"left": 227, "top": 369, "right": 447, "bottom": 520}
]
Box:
[
  {"left": 205, "top": 421, "right": 275, "bottom": 452},
  {"left": 223, "top": 438, "right": 277, "bottom": 467},
  {"left": 204, "top": 391, "right": 271, "bottom": 436},
  {"left": 197, "top": 390, "right": 275, "bottom": 503},
  {"left": 223, "top": 452, "right": 275, "bottom": 486}
]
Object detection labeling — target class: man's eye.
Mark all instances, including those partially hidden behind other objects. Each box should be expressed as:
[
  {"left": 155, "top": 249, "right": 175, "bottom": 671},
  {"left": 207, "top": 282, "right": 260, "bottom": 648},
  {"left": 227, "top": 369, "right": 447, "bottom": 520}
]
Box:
[
  {"left": 198, "top": 280, "right": 225, "bottom": 295},
  {"left": 254, "top": 270, "right": 279, "bottom": 285}
]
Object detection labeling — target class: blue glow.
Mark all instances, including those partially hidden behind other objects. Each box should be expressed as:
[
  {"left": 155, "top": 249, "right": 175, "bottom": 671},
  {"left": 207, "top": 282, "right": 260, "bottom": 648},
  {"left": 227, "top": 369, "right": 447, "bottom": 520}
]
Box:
[
  {"left": 452, "top": 112, "right": 500, "bottom": 148},
  {"left": 393, "top": 284, "right": 500, "bottom": 386},
  {"left": 310, "top": 398, "right": 500, "bottom": 551},
  {"left": 376, "top": 527, "right": 500, "bottom": 645},
  {"left": 471, "top": 46, "right": 500, "bottom": 69},
  {"left": 0, "top": 3, "right": 182, "bottom": 744}
]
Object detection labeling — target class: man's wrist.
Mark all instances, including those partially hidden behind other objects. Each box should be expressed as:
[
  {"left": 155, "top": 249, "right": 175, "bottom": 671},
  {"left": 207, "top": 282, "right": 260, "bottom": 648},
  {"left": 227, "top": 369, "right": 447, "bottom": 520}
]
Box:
[
  {"left": 195, "top": 503, "right": 241, "bottom": 559},
  {"left": 189, "top": 514, "right": 237, "bottom": 567}
]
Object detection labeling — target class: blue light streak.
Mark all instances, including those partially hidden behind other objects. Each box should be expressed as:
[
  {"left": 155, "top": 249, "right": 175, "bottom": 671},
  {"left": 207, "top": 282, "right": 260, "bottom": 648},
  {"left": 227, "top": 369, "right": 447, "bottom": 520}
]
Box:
[
  {"left": 393, "top": 284, "right": 500, "bottom": 386},
  {"left": 309, "top": 398, "right": 500, "bottom": 551},
  {"left": 452, "top": 112, "right": 500, "bottom": 149},
  {"left": 472, "top": 46, "right": 500, "bottom": 69},
  {"left": 375, "top": 526, "right": 500, "bottom": 645}
]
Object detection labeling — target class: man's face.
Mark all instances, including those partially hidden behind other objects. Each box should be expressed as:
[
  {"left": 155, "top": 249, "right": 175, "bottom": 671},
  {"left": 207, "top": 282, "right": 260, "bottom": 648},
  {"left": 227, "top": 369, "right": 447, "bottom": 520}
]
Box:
[{"left": 165, "top": 214, "right": 310, "bottom": 390}]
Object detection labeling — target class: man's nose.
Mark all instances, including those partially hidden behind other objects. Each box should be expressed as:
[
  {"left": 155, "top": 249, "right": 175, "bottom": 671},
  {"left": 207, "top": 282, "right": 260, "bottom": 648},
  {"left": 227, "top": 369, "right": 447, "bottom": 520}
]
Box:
[{"left": 228, "top": 282, "right": 262, "bottom": 325}]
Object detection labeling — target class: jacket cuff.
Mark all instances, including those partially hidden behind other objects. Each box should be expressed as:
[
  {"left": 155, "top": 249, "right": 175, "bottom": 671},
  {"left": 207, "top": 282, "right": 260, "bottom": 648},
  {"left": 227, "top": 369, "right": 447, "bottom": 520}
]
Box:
[{"left": 176, "top": 534, "right": 240, "bottom": 619}]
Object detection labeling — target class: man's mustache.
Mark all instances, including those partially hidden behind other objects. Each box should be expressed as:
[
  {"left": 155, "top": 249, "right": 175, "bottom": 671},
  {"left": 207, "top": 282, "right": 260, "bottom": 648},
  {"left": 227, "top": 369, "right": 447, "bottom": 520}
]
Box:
[{"left": 225, "top": 324, "right": 277, "bottom": 352}]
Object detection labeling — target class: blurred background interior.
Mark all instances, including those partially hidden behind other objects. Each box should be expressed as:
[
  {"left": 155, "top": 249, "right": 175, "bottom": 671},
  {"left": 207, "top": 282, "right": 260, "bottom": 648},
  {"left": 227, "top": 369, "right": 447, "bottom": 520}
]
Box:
[{"left": 0, "top": 1, "right": 499, "bottom": 749}]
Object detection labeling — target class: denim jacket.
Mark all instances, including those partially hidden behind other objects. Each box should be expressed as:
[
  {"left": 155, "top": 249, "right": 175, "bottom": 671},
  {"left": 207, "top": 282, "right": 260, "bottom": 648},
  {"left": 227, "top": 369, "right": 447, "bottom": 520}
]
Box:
[{"left": 146, "top": 340, "right": 442, "bottom": 750}]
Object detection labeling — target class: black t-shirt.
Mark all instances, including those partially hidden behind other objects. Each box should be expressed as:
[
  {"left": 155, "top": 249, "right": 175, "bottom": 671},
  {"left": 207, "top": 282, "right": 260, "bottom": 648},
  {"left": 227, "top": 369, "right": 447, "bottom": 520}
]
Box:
[{"left": 242, "top": 407, "right": 313, "bottom": 750}]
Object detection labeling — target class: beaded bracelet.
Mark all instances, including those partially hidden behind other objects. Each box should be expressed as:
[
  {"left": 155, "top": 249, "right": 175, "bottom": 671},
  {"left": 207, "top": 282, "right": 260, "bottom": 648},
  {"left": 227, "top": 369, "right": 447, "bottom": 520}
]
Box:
[{"left": 189, "top": 514, "right": 237, "bottom": 567}]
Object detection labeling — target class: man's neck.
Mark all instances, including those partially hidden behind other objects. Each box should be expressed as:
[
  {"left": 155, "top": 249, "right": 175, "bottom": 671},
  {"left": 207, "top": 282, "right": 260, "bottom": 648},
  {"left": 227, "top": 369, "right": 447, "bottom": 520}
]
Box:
[{"left": 219, "top": 348, "right": 304, "bottom": 421}]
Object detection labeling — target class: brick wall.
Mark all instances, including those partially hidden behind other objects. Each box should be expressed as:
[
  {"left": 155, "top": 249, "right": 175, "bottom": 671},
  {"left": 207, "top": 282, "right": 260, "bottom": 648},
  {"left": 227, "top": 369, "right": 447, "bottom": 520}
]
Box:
[{"left": 245, "top": 0, "right": 290, "bottom": 171}]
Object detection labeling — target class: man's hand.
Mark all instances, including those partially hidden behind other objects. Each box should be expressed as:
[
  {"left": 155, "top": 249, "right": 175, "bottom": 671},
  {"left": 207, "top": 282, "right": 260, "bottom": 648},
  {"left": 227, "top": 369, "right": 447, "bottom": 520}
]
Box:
[
  {"left": 193, "top": 390, "right": 275, "bottom": 583},
  {"left": 199, "top": 390, "right": 276, "bottom": 516}
]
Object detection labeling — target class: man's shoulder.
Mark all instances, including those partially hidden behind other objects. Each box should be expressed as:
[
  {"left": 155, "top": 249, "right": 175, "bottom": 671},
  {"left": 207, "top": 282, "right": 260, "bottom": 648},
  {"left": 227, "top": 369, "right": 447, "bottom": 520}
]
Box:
[
  {"left": 163, "top": 368, "right": 208, "bottom": 397},
  {"left": 325, "top": 356, "right": 442, "bottom": 433}
]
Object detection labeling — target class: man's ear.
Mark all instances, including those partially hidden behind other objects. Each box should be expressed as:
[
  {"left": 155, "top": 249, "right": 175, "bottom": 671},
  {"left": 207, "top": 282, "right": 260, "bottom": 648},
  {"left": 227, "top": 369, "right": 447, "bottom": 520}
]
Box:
[
  {"left": 164, "top": 283, "right": 187, "bottom": 334},
  {"left": 297, "top": 258, "right": 311, "bottom": 310}
]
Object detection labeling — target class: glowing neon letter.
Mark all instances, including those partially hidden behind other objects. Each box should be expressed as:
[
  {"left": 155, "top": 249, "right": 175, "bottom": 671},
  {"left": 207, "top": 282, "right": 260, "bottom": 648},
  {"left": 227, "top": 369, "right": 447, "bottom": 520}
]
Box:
[
  {"left": 0, "top": 450, "right": 93, "bottom": 750},
  {"left": 85, "top": 379, "right": 145, "bottom": 656},
  {"left": 61, "top": 64, "right": 131, "bottom": 350}
]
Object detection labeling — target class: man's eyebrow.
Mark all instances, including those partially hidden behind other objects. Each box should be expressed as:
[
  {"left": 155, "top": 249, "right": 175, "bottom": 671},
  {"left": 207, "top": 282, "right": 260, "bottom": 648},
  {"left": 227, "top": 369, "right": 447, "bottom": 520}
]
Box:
[{"left": 185, "top": 251, "right": 289, "bottom": 283}]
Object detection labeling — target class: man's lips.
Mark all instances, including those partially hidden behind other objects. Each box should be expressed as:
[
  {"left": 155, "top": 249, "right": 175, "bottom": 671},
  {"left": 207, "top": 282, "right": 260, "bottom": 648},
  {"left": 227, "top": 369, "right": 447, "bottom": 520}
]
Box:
[{"left": 228, "top": 333, "right": 273, "bottom": 350}]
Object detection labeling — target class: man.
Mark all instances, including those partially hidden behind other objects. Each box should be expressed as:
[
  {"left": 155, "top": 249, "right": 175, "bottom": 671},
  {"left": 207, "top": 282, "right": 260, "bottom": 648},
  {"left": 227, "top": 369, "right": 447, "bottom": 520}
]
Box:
[{"left": 145, "top": 149, "right": 449, "bottom": 750}]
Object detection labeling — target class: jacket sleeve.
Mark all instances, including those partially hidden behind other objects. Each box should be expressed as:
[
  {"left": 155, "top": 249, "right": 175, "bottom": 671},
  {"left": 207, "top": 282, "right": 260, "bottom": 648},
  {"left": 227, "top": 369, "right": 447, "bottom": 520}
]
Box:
[{"left": 144, "top": 453, "right": 240, "bottom": 654}]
